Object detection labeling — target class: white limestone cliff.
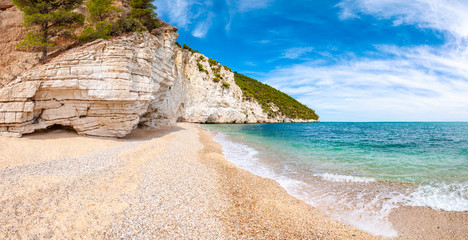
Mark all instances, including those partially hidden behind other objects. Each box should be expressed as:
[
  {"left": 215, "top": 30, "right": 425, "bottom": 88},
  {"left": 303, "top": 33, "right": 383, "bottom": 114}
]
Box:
[{"left": 0, "top": 29, "right": 317, "bottom": 138}]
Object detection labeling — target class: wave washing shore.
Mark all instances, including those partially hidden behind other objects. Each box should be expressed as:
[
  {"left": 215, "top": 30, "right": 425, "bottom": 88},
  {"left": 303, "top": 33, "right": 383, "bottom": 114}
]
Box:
[
  {"left": 203, "top": 122, "right": 468, "bottom": 239},
  {"left": 0, "top": 123, "right": 379, "bottom": 239}
]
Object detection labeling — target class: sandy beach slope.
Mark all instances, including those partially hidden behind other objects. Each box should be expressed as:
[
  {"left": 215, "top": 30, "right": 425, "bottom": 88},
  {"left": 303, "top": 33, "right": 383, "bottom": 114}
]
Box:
[{"left": 0, "top": 123, "right": 382, "bottom": 239}]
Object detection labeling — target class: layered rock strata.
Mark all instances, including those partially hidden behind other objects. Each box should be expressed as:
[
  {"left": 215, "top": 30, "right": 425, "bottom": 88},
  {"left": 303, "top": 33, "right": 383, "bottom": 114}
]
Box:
[
  {"left": 0, "top": 29, "right": 317, "bottom": 137},
  {"left": 0, "top": 0, "right": 131, "bottom": 87}
]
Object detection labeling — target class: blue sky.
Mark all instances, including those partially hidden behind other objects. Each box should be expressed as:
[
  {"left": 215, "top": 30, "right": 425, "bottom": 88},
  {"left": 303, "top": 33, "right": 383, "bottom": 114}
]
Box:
[{"left": 156, "top": 0, "right": 468, "bottom": 121}]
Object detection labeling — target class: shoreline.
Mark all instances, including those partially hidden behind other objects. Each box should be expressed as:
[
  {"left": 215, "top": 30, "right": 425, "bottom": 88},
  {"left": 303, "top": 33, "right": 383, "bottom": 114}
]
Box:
[
  {"left": 196, "top": 124, "right": 379, "bottom": 239},
  {"left": 0, "top": 123, "right": 465, "bottom": 239},
  {"left": 0, "top": 123, "right": 379, "bottom": 239},
  {"left": 203, "top": 124, "right": 468, "bottom": 239}
]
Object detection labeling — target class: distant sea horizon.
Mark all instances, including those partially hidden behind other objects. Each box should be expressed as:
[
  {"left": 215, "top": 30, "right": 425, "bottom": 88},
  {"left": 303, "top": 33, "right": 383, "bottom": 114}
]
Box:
[{"left": 203, "top": 122, "right": 468, "bottom": 238}]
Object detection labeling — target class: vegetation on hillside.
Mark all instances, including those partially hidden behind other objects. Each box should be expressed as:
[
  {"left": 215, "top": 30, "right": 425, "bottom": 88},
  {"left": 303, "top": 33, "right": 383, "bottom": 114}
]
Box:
[
  {"left": 79, "top": 0, "right": 120, "bottom": 42},
  {"left": 14, "top": 0, "right": 161, "bottom": 59},
  {"left": 193, "top": 53, "right": 314, "bottom": 117},
  {"left": 222, "top": 82, "right": 230, "bottom": 88},
  {"left": 128, "top": 0, "right": 159, "bottom": 31},
  {"left": 13, "top": 0, "right": 85, "bottom": 61},
  {"left": 182, "top": 43, "right": 198, "bottom": 54},
  {"left": 197, "top": 62, "right": 208, "bottom": 74},
  {"left": 234, "top": 73, "right": 319, "bottom": 120}
]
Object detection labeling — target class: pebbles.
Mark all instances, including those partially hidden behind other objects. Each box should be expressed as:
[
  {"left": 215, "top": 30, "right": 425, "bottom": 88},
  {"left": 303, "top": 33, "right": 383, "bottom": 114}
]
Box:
[
  {"left": 0, "top": 125, "right": 228, "bottom": 239},
  {"left": 0, "top": 124, "right": 379, "bottom": 239}
]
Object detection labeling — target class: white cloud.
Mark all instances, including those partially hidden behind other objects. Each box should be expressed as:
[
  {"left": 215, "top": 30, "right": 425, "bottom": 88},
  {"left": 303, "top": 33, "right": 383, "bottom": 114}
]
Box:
[
  {"left": 263, "top": 45, "right": 468, "bottom": 121},
  {"left": 281, "top": 47, "right": 314, "bottom": 59},
  {"left": 157, "top": 0, "right": 215, "bottom": 37},
  {"left": 157, "top": 0, "right": 195, "bottom": 28},
  {"left": 336, "top": 0, "right": 468, "bottom": 41},
  {"left": 238, "top": 0, "right": 272, "bottom": 12},
  {"left": 245, "top": 61, "right": 258, "bottom": 66},
  {"left": 253, "top": 0, "right": 468, "bottom": 121},
  {"left": 192, "top": 13, "right": 215, "bottom": 38},
  {"left": 224, "top": 0, "right": 272, "bottom": 32}
]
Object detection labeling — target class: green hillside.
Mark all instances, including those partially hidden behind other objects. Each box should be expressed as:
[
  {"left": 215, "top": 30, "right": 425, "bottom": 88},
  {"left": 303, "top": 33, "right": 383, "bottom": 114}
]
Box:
[{"left": 234, "top": 73, "right": 319, "bottom": 120}]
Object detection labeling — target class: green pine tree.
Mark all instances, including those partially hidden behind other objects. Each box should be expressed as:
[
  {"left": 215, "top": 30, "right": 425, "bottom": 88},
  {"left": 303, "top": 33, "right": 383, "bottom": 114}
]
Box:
[
  {"left": 13, "top": 0, "right": 85, "bottom": 61},
  {"left": 129, "top": 0, "right": 159, "bottom": 31},
  {"left": 79, "top": 0, "right": 120, "bottom": 42},
  {"left": 86, "top": 0, "right": 120, "bottom": 23}
]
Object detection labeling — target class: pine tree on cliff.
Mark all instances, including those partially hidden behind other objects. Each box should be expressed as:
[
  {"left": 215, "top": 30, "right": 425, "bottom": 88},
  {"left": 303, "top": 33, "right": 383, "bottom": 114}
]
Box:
[
  {"left": 79, "top": 0, "right": 121, "bottom": 42},
  {"left": 129, "top": 0, "right": 159, "bottom": 31},
  {"left": 13, "top": 0, "right": 84, "bottom": 61},
  {"left": 87, "top": 0, "right": 120, "bottom": 23}
]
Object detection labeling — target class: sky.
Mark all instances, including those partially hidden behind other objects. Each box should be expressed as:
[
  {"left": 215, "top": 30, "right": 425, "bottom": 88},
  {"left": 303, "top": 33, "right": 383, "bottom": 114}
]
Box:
[{"left": 156, "top": 0, "right": 468, "bottom": 122}]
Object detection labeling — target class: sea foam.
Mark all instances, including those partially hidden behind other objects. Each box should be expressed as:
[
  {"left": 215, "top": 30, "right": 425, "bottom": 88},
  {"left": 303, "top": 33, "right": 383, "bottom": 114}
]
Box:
[
  {"left": 208, "top": 129, "right": 468, "bottom": 238},
  {"left": 212, "top": 132, "right": 272, "bottom": 177},
  {"left": 211, "top": 131, "right": 399, "bottom": 237},
  {"left": 406, "top": 182, "right": 468, "bottom": 211},
  {"left": 314, "top": 173, "right": 376, "bottom": 183}
]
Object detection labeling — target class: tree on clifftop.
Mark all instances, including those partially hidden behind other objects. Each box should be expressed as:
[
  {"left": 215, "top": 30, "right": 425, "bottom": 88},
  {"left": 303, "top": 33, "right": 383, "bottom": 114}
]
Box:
[
  {"left": 86, "top": 0, "right": 120, "bottom": 23},
  {"left": 13, "top": 0, "right": 84, "bottom": 61},
  {"left": 79, "top": 0, "right": 120, "bottom": 42},
  {"left": 129, "top": 0, "right": 159, "bottom": 31}
]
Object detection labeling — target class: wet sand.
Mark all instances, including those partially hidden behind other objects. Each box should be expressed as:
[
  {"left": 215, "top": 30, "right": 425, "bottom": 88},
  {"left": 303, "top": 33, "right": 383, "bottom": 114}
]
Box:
[
  {"left": 197, "top": 125, "right": 379, "bottom": 239},
  {"left": 200, "top": 125, "right": 468, "bottom": 240},
  {"left": 391, "top": 206, "right": 468, "bottom": 240},
  {"left": 0, "top": 123, "right": 465, "bottom": 239},
  {"left": 0, "top": 123, "right": 380, "bottom": 239}
]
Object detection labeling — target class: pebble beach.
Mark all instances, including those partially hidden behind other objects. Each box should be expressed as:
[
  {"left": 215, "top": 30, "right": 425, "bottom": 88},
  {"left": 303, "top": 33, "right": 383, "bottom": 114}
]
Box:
[{"left": 0, "top": 123, "right": 380, "bottom": 239}]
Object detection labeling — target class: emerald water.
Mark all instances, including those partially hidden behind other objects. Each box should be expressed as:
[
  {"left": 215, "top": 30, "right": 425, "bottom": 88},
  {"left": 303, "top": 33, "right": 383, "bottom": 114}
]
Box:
[{"left": 203, "top": 122, "right": 468, "bottom": 237}]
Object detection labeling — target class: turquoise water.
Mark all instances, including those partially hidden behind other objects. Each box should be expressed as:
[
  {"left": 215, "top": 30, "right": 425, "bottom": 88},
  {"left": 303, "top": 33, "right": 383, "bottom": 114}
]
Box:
[
  {"left": 206, "top": 122, "right": 468, "bottom": 183},
  {"left": 203, "top": 122, "right": 468, "bottom": 237}
]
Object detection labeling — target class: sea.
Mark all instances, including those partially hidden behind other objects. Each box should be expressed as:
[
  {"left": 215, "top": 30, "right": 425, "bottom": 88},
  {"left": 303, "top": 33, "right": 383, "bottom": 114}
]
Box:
[{"left": 202, "top": 122, "right": 468, "bottom": 238}]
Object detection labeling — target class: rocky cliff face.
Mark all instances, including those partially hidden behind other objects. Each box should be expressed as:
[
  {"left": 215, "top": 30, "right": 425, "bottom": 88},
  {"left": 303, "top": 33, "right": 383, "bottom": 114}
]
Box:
[
  {"left": 0, "top": 28, "right": 317, "bottom": 137},
  {"left": 0, "top": 0, "right": 41, "bottom": 87},
  {"left": 0, "top": 0, "right": 131, "bottom": 87}
]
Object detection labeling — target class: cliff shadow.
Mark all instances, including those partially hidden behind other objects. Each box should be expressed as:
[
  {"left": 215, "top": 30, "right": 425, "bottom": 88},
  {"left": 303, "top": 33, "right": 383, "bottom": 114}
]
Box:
[
  {"left": 121, "top": 125, "right": 184, "bottom": 141},
  {"left": 22, "top": 124, "right": 184, "bottom": 142},
  {"left": 22, "top": 124, "right": 88, "bottom": 141}
]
